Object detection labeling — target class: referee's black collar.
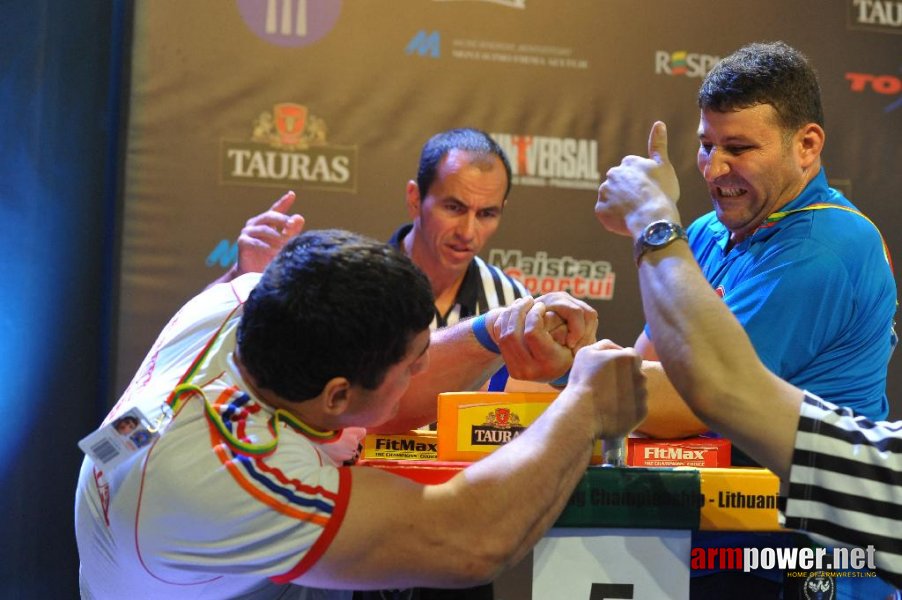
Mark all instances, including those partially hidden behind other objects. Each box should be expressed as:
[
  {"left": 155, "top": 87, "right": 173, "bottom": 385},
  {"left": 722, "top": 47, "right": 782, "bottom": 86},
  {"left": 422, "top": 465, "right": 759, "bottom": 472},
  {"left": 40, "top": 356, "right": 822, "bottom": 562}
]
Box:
[{"left": 388, "top": 223, "right": 481, "bottom": 319}]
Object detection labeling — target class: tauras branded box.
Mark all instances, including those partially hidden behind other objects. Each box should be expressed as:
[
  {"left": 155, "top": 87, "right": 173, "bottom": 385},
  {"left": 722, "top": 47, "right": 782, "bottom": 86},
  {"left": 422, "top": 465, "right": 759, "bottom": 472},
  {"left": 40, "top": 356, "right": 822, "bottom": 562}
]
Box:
[{"left": 436, "top": 391, "right": 604, "bottom": 464}]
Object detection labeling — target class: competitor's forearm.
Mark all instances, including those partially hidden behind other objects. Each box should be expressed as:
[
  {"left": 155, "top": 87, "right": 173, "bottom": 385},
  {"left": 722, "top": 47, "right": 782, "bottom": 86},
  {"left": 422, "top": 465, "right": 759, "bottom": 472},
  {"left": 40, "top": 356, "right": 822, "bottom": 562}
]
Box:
[
  {"left": 437, "top": 386, "right": 597, "bottom": 578},
  {"left": 309, "top": 345, "right": 642, "bottom": 589},
  {"left": 370, "top": 320, "right": 503, "bottom": 433},
  {"left": 310, "top": 392, "right": 597, "bottom": 590},
  {"left": 637, "top": 242, "right": 801, "bottom": 477},
  {"left": 636, "top": 360, "right": 707, "bottom": 438}
]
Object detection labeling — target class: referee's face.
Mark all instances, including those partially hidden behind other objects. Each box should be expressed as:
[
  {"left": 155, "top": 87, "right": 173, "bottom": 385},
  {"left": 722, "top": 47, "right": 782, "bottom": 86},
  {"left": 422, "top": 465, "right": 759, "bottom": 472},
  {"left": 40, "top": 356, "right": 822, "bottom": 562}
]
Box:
[{"left": 408, "top": 149, "right": 507, "bottom": 281}]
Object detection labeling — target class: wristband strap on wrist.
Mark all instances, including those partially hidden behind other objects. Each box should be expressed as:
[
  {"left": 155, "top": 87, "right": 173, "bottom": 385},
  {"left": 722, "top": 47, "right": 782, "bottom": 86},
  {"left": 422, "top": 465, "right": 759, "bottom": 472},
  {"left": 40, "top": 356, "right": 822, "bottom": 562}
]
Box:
[
  {"left": 550, "top": 369, "right": 570, "bottom": 389},
  {"left": 488, "top": 365, "right": 510, "bottom": 392},
  {"left": 472, "top": 314, "right": 501, "bottom": 354}
]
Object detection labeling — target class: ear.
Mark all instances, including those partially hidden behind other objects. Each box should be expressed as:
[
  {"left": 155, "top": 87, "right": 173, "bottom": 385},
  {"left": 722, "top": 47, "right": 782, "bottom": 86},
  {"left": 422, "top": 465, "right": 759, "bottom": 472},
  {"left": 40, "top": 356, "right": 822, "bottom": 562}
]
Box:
[
  {"left": 796, "top": 123, "right": 825, "bottom": 170},
  {"left": 405, "top": 180, "right": 421, "bottom": 220},
  {"left": 321, "top": 377, "right": 352, "bottom": 416}
]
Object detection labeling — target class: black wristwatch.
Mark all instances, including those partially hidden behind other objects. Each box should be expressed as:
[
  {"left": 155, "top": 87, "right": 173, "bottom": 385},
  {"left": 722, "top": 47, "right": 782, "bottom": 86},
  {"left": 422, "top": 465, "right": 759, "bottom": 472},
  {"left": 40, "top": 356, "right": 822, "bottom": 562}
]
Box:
[{"left": 633, "top": 220, "right": 688, "bottom": 265}]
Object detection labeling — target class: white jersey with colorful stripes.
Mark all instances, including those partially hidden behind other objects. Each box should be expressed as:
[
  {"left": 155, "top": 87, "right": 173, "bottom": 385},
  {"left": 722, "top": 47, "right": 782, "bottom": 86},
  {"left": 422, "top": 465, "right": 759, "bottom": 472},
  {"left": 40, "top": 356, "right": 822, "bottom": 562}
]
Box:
[{"left": 75, "top": 274, "right": 358, "bottom": 600}]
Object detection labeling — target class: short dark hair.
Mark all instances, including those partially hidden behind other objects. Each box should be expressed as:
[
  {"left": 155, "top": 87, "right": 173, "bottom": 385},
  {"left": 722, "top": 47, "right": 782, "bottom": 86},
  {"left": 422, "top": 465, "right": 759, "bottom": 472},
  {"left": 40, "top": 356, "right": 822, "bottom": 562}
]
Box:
[
  {"left": 698, "top": 41, "right": 824, "bottom": 133},
  {"left": 114, "top": 416, "right": 138, "bottom": 428},
  {"left": 416, "top": 128, "right": 512, "bottom": 201},
  {"left": 237, "top": 229, "right": 434, "bottom": 402}
]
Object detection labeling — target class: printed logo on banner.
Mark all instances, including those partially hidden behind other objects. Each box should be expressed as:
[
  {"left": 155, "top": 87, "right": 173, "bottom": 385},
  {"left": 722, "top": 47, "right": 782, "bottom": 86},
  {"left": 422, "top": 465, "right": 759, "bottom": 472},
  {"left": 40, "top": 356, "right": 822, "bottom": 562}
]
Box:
[
  {"left": 489, "top": 249, "right": 616, "bottom": 301},
  {"left": 802, "top": 573, "right": 836, "bottom": 599},
  {"left": 694, "top": 544, "right": 881, "bottom": 599},
  {"left": 235, "top": 0, "right": 343, "bottom": 47},
  {"left": 406, "top": 31, "right": 441, "bottom": 57},
  {"left": 847, "top": 0, "right": 902, "bottom": 33},
  {"left": 492, "top": 133, "right": 600, "bottom": 190},
  {"left": 207, "top": 240, "right": 239, "bottom": 268},
  {"left": 846, "top": 69, "right": 902, "bottom": 113},
  {"left": 406, "top": 32, "right": 587, "bottom": 69},
  {"left": 433, "top": 0, "right": 526, "bottom": 7},
  {"left": 220, "top": 103, "right": 358, "bottom": 192},
  {"left": 654, "top": 50, "right": 721, "bottom": 78}
]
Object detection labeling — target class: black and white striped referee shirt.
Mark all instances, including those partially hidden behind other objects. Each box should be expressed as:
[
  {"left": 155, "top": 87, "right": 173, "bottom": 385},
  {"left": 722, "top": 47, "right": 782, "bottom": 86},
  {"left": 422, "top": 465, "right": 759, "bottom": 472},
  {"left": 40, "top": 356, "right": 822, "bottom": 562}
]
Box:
[
  {"left": 782, "top": 391, "right": 902, "bottom": 588},
  {"left": 388, "top": 224, "right": 529, "bottom": 329}
]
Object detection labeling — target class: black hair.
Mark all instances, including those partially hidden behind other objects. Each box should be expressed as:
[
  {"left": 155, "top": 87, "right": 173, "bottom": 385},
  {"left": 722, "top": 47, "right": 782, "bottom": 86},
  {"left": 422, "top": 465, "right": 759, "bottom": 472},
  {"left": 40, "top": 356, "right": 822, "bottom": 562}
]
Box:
[
  {"left": 416, "top": 128, "right": 512, "bottom": 201},
  {"left": 237, "top": 229, "right": 434, "bottom": 402},
  {"left": 698, "top": 41, "right": 824, "bottom": 133}
]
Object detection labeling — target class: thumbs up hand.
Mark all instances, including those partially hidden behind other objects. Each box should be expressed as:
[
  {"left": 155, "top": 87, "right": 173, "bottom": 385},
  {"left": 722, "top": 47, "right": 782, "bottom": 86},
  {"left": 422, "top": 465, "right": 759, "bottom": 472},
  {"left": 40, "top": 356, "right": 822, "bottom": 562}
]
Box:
[{"left": 595, "top": 121, "right": 682, "bottom": 238}]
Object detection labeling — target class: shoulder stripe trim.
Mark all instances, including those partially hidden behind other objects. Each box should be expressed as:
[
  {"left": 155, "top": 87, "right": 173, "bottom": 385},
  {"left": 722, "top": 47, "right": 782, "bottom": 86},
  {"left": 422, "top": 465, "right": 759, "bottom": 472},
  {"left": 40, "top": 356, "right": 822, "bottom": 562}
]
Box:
[{"left": 270, "top": 468, "right": 353, "bottom": 584}]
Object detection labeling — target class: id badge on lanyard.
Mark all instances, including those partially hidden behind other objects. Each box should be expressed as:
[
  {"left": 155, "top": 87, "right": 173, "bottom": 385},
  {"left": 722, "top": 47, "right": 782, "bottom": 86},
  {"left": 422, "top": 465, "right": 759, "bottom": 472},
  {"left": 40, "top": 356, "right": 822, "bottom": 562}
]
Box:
[{"left": 77, "top": 405, "right": 170, "bottom": 470}]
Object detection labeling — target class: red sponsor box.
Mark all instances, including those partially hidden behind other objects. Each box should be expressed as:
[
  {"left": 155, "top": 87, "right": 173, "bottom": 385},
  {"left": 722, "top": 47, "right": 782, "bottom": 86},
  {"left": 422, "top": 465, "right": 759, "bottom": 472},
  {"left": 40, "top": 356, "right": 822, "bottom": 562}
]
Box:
[{"left": 627, "top": 437, "right": 731, "bottom": 467}]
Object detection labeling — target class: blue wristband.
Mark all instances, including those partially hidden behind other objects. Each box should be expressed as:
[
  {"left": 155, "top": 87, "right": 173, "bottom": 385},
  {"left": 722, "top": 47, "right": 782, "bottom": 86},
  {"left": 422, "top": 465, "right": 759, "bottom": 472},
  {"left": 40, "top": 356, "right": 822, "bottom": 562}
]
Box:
[
  {"left": 472, "top": 314, "right": 500, "bottom": 354},
  {"left": 550, "top": 369, "right": 570, "bottom": 388},
  {"left": 488, "top": 365, "right": 510, "bottom": 392}
]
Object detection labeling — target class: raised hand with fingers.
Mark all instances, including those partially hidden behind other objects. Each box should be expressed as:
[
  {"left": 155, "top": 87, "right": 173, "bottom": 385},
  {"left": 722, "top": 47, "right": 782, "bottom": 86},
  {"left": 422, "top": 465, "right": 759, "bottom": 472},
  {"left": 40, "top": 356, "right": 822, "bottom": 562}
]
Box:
[
  {"left": 207, "top": 191, "right": 306, "bottom": 288},
  {"left": 595, "top": 121, "right": 681, "bottom": 238},
  {"left": 235, "top": 190, "right": 306, "bottom": 276}
]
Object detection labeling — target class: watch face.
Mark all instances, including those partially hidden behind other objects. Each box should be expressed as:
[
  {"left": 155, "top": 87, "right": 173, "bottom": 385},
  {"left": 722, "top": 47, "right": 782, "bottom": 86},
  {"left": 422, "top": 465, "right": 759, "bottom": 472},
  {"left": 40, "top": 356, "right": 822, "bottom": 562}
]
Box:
[{"left": 646, "top": 221, "right": 675, "bottom": 245}]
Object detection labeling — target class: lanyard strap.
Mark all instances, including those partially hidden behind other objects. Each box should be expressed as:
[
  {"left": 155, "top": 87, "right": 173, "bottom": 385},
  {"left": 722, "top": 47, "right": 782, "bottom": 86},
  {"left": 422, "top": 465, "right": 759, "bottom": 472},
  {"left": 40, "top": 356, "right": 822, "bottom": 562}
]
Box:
[
  {"left": 163, "top": 304, "right": 340, "bottom": 458},
  {"left": 762, "top": 203, "right": 894, "bottom": 274},
  {"left": 169, "top": 382, "right": 338, "bottom": 458},
  {"left": 164, "top": 302, "right": 244, "bottom": 411},
  {"left": 763, "top": 203, "right": 897, "bottom": 348}
]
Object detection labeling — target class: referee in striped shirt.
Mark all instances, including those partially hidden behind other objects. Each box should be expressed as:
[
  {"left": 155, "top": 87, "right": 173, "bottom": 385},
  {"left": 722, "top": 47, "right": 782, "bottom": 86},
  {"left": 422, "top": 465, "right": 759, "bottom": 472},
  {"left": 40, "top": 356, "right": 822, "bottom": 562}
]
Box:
[
  {"left": 390, "top": 129, "right": 568, "bottom": 401},
  {"left": 384, "top": 129, "right": 540, "bottom": 600},
  {"left": 388, "top": 128, "right": 528, "bottom": 331}
]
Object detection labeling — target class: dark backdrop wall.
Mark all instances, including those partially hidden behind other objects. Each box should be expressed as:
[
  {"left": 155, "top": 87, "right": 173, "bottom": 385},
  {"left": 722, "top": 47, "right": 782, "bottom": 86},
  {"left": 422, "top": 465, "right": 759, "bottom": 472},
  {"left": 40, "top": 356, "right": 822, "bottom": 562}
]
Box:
[
  {"left": 114, "top": 0, "right": 901, "bottom": 420},
  {"left": 1, "top": 1, "right": 898, "bottom": 598},
  {"left": 0, "top": 1, "right": 127, "bottom": 597}
]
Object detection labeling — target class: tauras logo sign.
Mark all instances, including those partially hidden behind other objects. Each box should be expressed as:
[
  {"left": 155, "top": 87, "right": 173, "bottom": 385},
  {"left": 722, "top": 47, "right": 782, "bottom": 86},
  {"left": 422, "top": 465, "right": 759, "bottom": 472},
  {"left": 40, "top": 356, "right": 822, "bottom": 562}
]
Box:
[
  {"left": 848, "top": 0, "right": 902, "bottom": 32},
  {"left": 220, "top": 103, "right": 358, "bottom": 192},
  {"left": 471, "top": 408, "right": 526, "bottom": 445}
]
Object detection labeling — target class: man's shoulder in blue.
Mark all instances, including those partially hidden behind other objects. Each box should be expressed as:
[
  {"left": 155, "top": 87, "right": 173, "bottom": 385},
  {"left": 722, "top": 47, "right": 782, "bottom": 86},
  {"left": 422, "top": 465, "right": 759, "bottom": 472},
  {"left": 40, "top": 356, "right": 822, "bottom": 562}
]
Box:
[{"left": 682, "top": 169, "right": 895, "bottom": 421}]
